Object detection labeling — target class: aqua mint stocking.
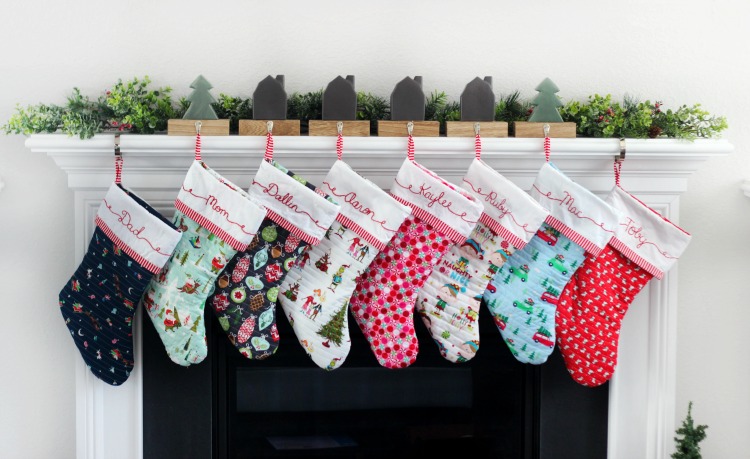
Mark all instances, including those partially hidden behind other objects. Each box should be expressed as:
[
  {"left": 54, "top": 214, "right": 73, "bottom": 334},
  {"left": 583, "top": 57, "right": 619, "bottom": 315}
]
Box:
[
  {"left": 60, "top": 183, "right": 181, "bottom": 385},
  {"left": 416, "top": 158, "right": 548, "bottom": 363},
  {"left": 144, "top": 161, "right": 266, "bottom": 366},
  {"left": 208, "top": 159, "right": 339, "bottom": 360},
  {"left": 279, "top": 159, "right": 411, "bottom": 370},
  {"left": 484, "top": 162, "right": 621, "bottom": 364},
  {"left": 350, "top": 158, "right": 483, "bottom": 369}
]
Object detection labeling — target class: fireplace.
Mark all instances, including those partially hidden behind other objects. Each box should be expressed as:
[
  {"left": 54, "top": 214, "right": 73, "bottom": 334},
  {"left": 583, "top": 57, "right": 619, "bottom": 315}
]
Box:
[
  {"left": 142, "top": 297, "right": 608, "bottom": 459},
  {"left": 27, "top": 134, "right": 732, "bottom": 459}
]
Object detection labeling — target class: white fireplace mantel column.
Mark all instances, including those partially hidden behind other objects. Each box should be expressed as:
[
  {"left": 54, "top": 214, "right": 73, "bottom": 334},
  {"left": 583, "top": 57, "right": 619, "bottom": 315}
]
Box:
[{"left": 26, "top": 134, "right": 733, "bottom": 459}]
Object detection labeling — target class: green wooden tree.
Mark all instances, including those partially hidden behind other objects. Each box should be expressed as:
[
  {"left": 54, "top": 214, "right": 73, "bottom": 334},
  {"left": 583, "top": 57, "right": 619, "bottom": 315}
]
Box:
[
  {"left": 183, "top": 75, "right": 219, "bottom": 120},
  {"left": 528, "top": 77, "right": 564, "bottom": 123},
  {"left": 672, "top": 402, "right": 707, "bottom": 459},
  {"left": 317, "top": 303, "right": 347, "bottom": 346}
]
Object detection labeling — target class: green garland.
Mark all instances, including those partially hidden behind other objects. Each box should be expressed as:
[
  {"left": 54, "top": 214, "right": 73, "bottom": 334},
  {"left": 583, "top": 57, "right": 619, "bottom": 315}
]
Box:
[{"left": 3, "top": 76, "right": 728, "bottom": 140}]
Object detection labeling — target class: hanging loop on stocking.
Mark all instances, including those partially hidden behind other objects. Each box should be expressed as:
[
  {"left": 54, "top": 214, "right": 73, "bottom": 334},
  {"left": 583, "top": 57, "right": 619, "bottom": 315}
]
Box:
[
  {"left": 114, "top": 134, "right": 122, "bottom": 184},
  {"left": 543, "top": 123, "right": 551, "bottom": 162},
  {"left": 614, "top": 138, "right": 626, "bottom": 187},
  {"left": 407, "top": 121, "right": 415, "bottom": 161},
  {"left": 194, "top": 121, "right": 202, "bottom": 161},
  {"left": 264, "top": 120, "right": 274, "bottom": 161},
  {"left": 336, "top": 121, "right": 344, "bottom": 161},
  {"left": 474, "top": 122, "right": 482, "bottom": 159}
]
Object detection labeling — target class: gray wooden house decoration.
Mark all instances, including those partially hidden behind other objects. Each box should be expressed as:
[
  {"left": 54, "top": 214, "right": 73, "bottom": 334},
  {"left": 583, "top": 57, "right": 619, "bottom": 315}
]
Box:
[
  {"left": 390, "top": 76, "right": 425, "bottom": 121},
  {"left": 460, "top": 76, "right": 495, "bottom": 121},
  {"left": 253, "top": 75, "right": 287, "bottom": 120},
  {"left": 322, "top": 75, "right": 357, "bottom": 120}
]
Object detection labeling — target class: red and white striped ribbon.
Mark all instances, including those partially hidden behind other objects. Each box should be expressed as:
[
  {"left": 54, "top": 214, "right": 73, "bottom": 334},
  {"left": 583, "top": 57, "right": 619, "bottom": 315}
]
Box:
[
  {"left": 614, "top": 160, "right": 622, "bottom": 187},
  {"left": 194, "top": 133, "right": 202, "bottom": 161},
  {"left": 114, "top": 155, "right": 123, "bottom": 184},
  {"left": 264, "top": 131, "right": 274, "bottom": 161},
  {"left": 475, "top": 133, "right": 482, "bottom": 159},
  {"left": 407, "top": 134, "right": 415, "bottom": 161},
  {"left": 544, "top": 135, "right": 551, "bottom": 162},
  {"left": 336, "top": 132, "right": 343, "bottom": 161}
]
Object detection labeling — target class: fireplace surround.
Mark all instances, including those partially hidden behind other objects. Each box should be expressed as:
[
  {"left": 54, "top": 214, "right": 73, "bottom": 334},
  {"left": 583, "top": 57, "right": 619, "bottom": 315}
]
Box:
[{"left": 27, "top": 134, "right": 732, "bottom": 459}]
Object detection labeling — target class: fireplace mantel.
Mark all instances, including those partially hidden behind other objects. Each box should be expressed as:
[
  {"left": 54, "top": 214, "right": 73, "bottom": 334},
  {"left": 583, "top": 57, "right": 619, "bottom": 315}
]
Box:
[{"left": 27, "top": 134, "right": 732, "bottom": 459}]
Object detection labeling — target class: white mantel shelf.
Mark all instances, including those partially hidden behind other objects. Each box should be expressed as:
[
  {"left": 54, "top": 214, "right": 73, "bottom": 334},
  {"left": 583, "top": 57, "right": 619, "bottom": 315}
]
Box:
[{"left": 26, "top": 134, "right": 733, "bottom": 459}]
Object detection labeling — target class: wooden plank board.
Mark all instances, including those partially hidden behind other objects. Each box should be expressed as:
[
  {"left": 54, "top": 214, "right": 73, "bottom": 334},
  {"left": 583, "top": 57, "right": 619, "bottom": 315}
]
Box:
[
  {"left": 377, "top": 120, "right": 440, "bottom": 137},
  {"left": 168, "top": 119, "right": 229, "bottom": 136},
  {"left": 513, "top": 122, "right": 577, "bottom": 138},
  {"left": 308, "top": 120, "right": 370, "bottom": 136},
  {"left": 238, "top": 120, "right": 301, "bottom": 136},
  {"left": 445, "top": 121, "right": 508, "bottom": 138}
]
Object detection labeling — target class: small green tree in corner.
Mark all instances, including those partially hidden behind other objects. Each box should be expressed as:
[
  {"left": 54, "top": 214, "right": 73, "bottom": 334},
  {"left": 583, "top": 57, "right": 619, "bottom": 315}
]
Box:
[{"left": 672, "top": 402, "right": 707, "bottom": 459}]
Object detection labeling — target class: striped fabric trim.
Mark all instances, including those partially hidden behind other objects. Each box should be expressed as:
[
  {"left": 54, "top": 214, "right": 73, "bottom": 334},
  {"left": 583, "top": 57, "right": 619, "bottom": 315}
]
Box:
[
  {"left": 609, "top": 237, "right": 664, "bottom": 280},
  {"left": 479, "top": 212, "right": 526, "bottom": 250},
  {"left": 175, "top": 199, "right": 254, "bottom": 251},
  {"left": 336, "top": 213, "right": 387, "bottom": 252},
  {"left": 544, "top": 214, "right": 603, "bottom": 256},
  {"left": 390, "top": 193, "right": 468, "bottom": 245},
  {"left": 95, "top": 216, "right": 161, "bottom": 274},
  {"left": 266, "top": 208, "right": 321, "bottom": 246}
]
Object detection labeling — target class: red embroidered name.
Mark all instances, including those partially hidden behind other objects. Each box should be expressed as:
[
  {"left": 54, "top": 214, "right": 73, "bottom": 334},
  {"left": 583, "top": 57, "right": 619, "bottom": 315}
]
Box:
[
  {"left": 322, "top": 181, "right": 398, "bottom": 233},
  {"left": 621, "top": 217, "right": 677, "bottom": 259},
  {"left": 102, "top": 199, "right": 169, "bottom": 256},
  {"left": 181, "top": 186, "right": 255, "bottom": 235},
  {"left": 462, "top": 179, "right": 534, "bottom": 234},
  {"left": 532, "top": 184, "right": 615, "bottom": 233},
  {"left": 393, "top": 178, "right": 477, "bottom": 224},
  {"left": 252, "top": 180, "right": 327, "bottom": 230}
]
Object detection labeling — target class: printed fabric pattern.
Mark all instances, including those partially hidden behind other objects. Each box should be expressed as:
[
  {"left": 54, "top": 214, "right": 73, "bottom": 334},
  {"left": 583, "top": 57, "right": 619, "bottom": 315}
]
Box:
[
  {"left": 209, "top": 219, "right": 306, "bottom": 359},
  {"left": 208, "top": 164, "right": 334, "bottom": 360},
  {"left": 60, "top": 227, "right": 156, "bottom": 385},
  {"left": 556, "top": 245, "right": 651, "bottom": 387},
  {"left": 417, "top": 222, "right": 514, "bottom": 363},
  {"left": 350, "top": 215, "right": 452, "bottom": 369},
  {"left": 279, "top": 220, "right": 376, "bottom": 370},
  {"left": 144, "top": 210, "right": 237, "bottom": 366},
  {"left": 484, "top": 223, "right": 585, "bottom": 364}
]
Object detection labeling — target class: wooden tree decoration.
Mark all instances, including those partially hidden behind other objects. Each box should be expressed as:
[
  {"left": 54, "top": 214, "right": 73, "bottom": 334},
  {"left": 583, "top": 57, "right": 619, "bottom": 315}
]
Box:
[
  {"left": 183, "top": 75, "right": 218, "bottom": 120},
  {"left": 672, "top": 402, "right": 708, "bottom": 459},
  {"left": 528, "top": 77, "right": 564, "bottom": 123}
]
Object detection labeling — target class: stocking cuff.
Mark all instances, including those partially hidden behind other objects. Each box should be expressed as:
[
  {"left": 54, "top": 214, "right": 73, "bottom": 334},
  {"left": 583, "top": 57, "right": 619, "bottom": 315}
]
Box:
[
  {"left": 250, "top": 159, "right": 340, "bottom": 246},
  {"left": 96, "top": 183, "right": 182, "bottom": 274},
  {"left": 322, "top": 160, "right": 411, "bottom": 251},
  {"left": 461, "top": 158, "right": 549, "bottom": 250},
  {"left": 176, "top": 161, "right": 266, "bottom": 251},
  {"left": 390, "top": 159, "right": 484, "bottom": 244},
  {"left": 530, "top": 163, "right": 621, "bottom": 256},
  {"left": 606, "top": 186, "right": 691, "bottom": 279}
]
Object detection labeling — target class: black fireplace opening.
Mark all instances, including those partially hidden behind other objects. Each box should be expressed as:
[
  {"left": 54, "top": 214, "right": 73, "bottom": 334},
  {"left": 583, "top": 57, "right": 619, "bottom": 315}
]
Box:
[{"left": 143, "top": 303, "right": 608, "bottom": 459}]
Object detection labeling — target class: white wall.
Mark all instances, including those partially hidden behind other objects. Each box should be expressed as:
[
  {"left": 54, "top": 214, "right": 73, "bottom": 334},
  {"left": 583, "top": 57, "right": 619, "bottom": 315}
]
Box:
[{"left": 0, "top": 1, "right": 747, "bottom": 457}]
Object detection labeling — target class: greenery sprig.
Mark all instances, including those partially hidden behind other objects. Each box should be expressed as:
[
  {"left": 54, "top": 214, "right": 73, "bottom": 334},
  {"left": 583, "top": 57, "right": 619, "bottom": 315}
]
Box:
[
  {"left": 3, "top": 76, "right": 728, "bottom": 140},
  {"left": 672, "top": 401, "right": 707, "bottom": 459}
]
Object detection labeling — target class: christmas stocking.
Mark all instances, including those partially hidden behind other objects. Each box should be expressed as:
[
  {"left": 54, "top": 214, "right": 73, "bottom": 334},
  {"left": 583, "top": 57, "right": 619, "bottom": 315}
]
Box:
[
  {"left": 145, "top": 160, "right": 266, "bottom": 366},
  {"left": 59, "top": 182, "right": 181, "bottom": 385},
  {"left": 483, "top": 162, "right": 621, "bottom": 364},
  {"left": 556, "top": 185, "right": 691, "bottom": 386},
  {"left": 208, "top": 159, "right": 339, "bottom": 360},
  {"left": 416, "top": 158, "right": 548, "bottom": 363},
  {"left": 279, "top": 159, "right": 411, "bottom": 370},
  {"left": 350, "top": 158, "right": 484, "bottom": 369}
]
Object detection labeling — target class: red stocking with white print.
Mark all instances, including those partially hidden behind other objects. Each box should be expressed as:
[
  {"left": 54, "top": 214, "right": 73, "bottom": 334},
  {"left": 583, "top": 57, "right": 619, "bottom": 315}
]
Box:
[
  {"left": 349, "top": 132, "right": 484, "bottom": 369},
  {"left": 556, "top": 161, "right": 692, "bottom": 386}
]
